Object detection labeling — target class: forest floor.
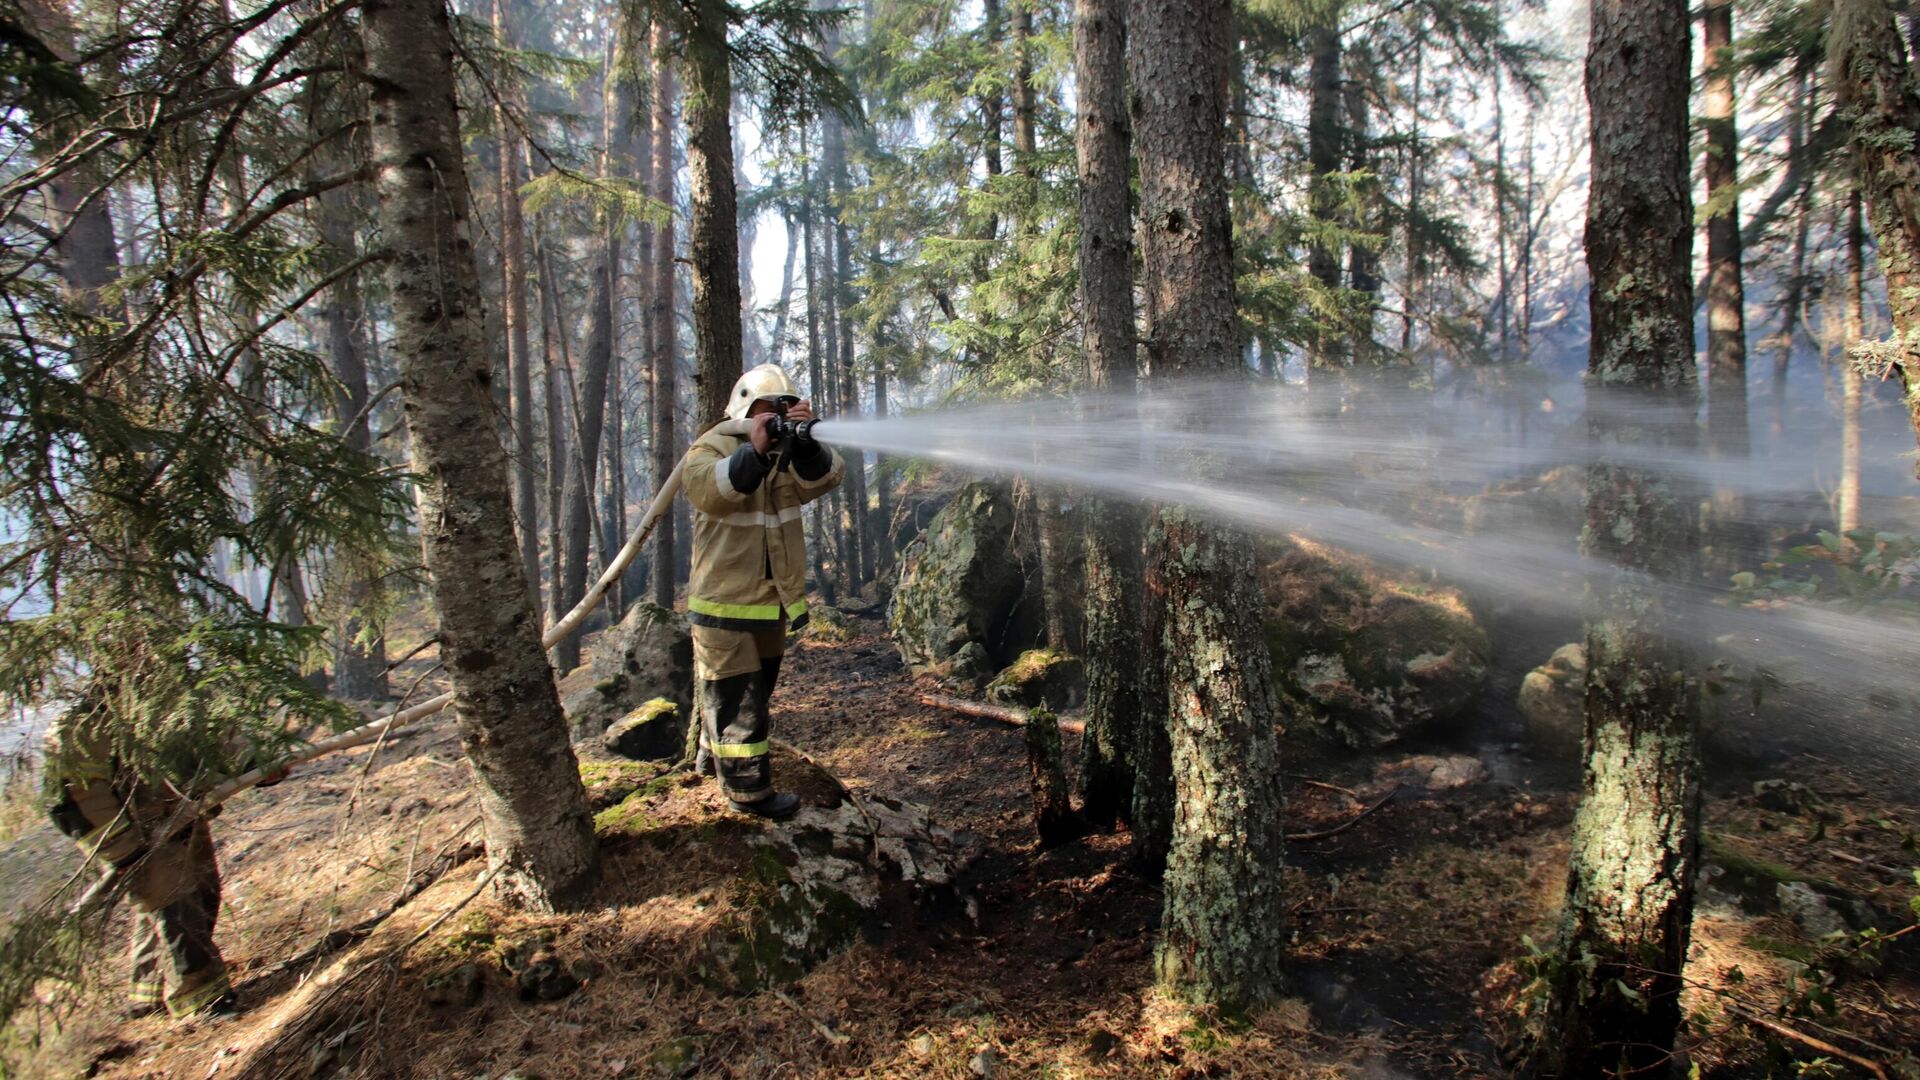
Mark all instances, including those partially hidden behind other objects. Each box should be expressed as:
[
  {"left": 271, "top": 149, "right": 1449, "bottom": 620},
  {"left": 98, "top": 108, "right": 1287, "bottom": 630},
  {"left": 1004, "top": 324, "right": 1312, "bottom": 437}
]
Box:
[{"left": 13, "top": 608, "right": 1920, "bottom": 1080}]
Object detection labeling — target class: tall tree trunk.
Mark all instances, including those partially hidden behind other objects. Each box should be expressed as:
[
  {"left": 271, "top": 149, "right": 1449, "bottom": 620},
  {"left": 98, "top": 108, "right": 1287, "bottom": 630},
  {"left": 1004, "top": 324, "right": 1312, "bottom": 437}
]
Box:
[
  {"left": 1829, "top": 0, "right": 1920, "bottom": 476},
  {"left": 1307, "top": 15, "right": 1344, "bottom": 370},
  {"left": 770, "top": 208, "right": 799, "bottom": 367},
  {"left": 1403, "top": 21, "right": 1425, "bottom": 356},
  {"left": 1075, "top": 0, "right": 1143, "bottom": 830},
  {"left": 495, "top": 0, "right": 542, "bottom": 610},
  {"left": 1129, "top": 0, "right": 1287, "bottom": 1012},
  {"left": 1843, "top": 186, "right": 1866, "bottom": 535},
  {"left": 1531, "top": 0, "right": 1702, "bottom": 1070},
  {"left": 360, "top": 0, "right": 597, "bottom": 910},
  {"left": 686, "top": 0, "right": 745, "bottom": 428},
  {"left": 981, "top": 0, "right": 1006, "bottom": 244},
  {"left": 1492, "top": 0, "right": 1511, "bottom": 361},
  {"left": 821, "top": 22, "right": 868, "bottom": 592},
  {"left": 650, "top": 23, "right": 682, "bottom": 608},
  {"left": 1344, "top": 67, "right": 1379, "bottom": 354},
  {"left": 539, "top": 239, "right": 569, "bottom": 623},
  {"left": 313, "top": 109, "right": 389, "bottom": 701},
  {"left": 802, "top": 145, "right": 838, "bottom": 606},
  {"left": 1772, "top": 68, "right": 1815, "bottom": 438},
  {"left": 1703, "top": 0, "right": 1751, "bottom": 564},
  {"left": 556, "top": 248, "right": 616, "bottom": 674}
]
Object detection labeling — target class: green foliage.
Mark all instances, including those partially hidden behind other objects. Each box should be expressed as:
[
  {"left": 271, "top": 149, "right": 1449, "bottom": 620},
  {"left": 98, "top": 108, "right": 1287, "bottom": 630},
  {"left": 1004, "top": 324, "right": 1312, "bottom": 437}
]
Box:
[{"left": 1730, "top": 531, "right": 1920, "bottom": 617}]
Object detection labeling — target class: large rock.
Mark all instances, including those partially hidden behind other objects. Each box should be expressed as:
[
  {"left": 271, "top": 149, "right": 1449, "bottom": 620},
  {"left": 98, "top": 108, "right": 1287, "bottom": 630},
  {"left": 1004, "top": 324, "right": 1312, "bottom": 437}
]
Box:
[
  {"left": 1517, "top": 643, "right": 1586, "bottom": 755},
  {"left": 1263, "top": 537, "right": 1490, "bottom": 749},
  {"left": 985, "top": 649, "right": 1086, "bottom": 711},
  {"left": 562, "top": 603, "right": 694, "bottom": 742},
  {"left": 601, "top": 698, "right": 685, "bottom": 762},
  {"left": 888, "top": 481, "right": 1027, "bottom": 674},
  {"left": 1462, "top": 466, "right": 1586, "bottom": 543}
]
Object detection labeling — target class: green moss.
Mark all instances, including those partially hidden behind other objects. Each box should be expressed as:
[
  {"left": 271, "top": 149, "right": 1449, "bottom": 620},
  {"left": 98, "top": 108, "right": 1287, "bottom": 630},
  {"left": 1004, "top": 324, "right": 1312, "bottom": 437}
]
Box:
[
  {"left": 593, "top": 791, "right": 661, "bottom": 835},
  {"left": 1742, "top": 934, "right": 1818, "bottom": 965},
  {"left": 1703, "top": 833, "right": 1842, "bottom": 911}
]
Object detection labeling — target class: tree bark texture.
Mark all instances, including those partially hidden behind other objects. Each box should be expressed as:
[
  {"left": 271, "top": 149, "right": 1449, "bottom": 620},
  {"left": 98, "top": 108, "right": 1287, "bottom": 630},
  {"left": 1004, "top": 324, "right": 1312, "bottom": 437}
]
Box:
[
  {"left": 556, "top": 251, "right": 615, "bottom": 674},
  {"left": 1843, "top": 187, "right": 1866, "bottom": 535},
  {"left": 1533, "top": 0, "right": 1702, "bottom": 1070},
  {"left": 1074, "top": 0, "right": 1141, "bottom": 829},
  {"left": 1830, "top": 0, "right": 1920, "bottom": 476},
  {"left": 686, "top": 0, "right": 745, "bottom": 428},
  {"left": 494, "top": 0, "right": 542, "bottom": 612},
  {"left": 1129, "top": 0, "right": 1288, "bottom": 1011},
  {"left": 1771, "top": 67, "right": 1813, "bottom": 438},
  {"left": 1703, "top": 0, "right": 1748, "bottom": 462},
  {"left": 360, "top": 0, "right": 597, "bottom": 911},
  {"left": 821, "top": 50, "right": 868, "bottom": 591},
  {"left": 1024, "top": 705, "right": 1078, "bottom": 847},
  {"left": 1306, "top": 18, "right": 1344, "bottom": 370},
  {"left": 650, "top": 25, "right": 682, "bottom": 608}
]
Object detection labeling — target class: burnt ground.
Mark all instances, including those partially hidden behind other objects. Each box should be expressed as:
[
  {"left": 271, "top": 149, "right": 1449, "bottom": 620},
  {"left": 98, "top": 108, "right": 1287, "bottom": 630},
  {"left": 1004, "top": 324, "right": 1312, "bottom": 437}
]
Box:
[{"left": 12, "top": 610, "right": 1920, "bottom": 1079}]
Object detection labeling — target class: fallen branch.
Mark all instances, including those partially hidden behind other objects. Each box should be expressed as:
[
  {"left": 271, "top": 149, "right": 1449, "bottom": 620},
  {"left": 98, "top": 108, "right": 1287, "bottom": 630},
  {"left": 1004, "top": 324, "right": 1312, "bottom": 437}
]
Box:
[
  {"left": 918, "top": 693, "right": 1086, "bottom": 736},
  {"left": 1285, "top": 786, "right": 1400, "bottom": 843},
  {"left": 1723, "top": 1003, "right": 1890, "bottom": 1080}
]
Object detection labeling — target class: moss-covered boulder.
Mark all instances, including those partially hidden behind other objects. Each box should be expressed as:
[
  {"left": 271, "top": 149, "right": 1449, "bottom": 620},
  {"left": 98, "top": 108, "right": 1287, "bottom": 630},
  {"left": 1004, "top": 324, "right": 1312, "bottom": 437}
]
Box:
[
  {"left": 985, "top": 649, "right": 1086, "bottom": 711},
  {"left": 1517, "top": 643, "right": 1585, "bottom": 755},
  {"left": 1263, "top": 537, "right": 1491, "bottom": 749},
  {"left": 561, "top": 603, "right": 694, "bottom": 743},
  {"left": 712, "top": 793, "right": 974, "bottom": 993},
  {"left": 888, "top": 481, "right": 1024, "bottom": 675},
  {"left": 601, "top": 698, "right": 684, "bottom": 762}
]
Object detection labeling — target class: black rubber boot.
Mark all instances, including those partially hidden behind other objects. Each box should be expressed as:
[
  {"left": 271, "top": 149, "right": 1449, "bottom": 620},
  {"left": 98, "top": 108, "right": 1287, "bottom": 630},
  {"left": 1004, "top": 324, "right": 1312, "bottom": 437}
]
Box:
[{"left": 728, "top": 791, "right": 801, "bottom": 820}]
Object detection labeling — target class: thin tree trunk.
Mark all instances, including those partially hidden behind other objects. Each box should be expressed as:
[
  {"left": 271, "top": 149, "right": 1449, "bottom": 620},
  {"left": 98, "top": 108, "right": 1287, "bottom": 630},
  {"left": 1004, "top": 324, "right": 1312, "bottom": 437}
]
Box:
[
  {"left": 1530, "top": 0, "right": 1702, "bottom": 1069},
  {"left": 495, "top": 0, "right": 542, "bottom": 610},
  {"left": 802, "top": 143, "right": 838, "bottom": 607},
  {"left": 1829, "top": 0, "right": 1920, "bottom": 476},
  {"left": 770, "top": 208, "right": 798, "bottom": 368},
  {"left": 1403, "top": 21, "right": 1425, "bottom": 356},
  {"left": 1772, "top": 68, "right": 1815, "bottom": 439},
  {"left": 821, "top": 24, "right": 867, "bottom": 591},
  {"left": 1493, "top": 0, "right": 1511, "bottom": 361},
  {"left": 1703, "top": 0, "right": 1751, "bottom": 564},
  {"left": 313, "top": 94, "right": 389, "bottom": 701},
  {"left": 1842, "top": 186, "right": 1866, "bottom": 535},
  {"left": 1075, "top": 0, "right": 1143, "bottom": 830},
  {"left": 1129, "top": 0, "right": 1288, "bottom": 1012},
  {"left": 360, "top": 0, "right": 597, "bottom": 911},
  {"left": 556, "top": 247, "right": 616, "bottom": 674},
  {"left": 1307, "top": 17, "right": 1344, "bottom": 371},
  {"left": 685, "top": 0, "right": 745, "bottom": 428},
  {"left": 539, "top": 239, "right": 568, "bottom": 624},
  {"left": 650, "top": 22, "right": 681, "bottom": 608}
]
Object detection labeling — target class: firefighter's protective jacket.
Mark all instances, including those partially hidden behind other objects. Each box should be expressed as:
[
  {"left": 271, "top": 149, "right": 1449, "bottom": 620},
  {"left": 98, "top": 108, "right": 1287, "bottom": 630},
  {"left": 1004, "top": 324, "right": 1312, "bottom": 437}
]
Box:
[{"left": 682, "top": 426, "right": 844, "bottom": 633}]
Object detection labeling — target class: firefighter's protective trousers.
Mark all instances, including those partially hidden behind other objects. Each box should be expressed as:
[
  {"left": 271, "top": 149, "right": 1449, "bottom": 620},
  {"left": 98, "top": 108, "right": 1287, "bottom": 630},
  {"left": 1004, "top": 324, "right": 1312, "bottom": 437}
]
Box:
[{"left": 46, "top": 716, "right": 231, "bottom": 1016}]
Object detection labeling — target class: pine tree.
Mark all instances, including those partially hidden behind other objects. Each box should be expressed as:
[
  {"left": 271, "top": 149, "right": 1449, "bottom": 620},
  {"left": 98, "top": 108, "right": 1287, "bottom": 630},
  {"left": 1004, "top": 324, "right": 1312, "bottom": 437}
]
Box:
[
  {"left": 1529, "top": 0, "right": 1703, "bottom": 1070},
  {"left": 1129, "top": 0, "right": 1289, "bottom": 1012},
  {"left": 1073, "top": 0, "right": 1142, "bottom": 829}
]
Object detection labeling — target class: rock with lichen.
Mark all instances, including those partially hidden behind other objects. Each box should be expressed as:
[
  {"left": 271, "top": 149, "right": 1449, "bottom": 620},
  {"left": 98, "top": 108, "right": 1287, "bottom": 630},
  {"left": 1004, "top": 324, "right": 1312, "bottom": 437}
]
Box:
[
  {"left": 985, "top": 649, "right": 1086, "bottom": 711},
  {"left": 887, "top": 481, "right": 1027, "bottom": 675},
  {"left": 1517, "top": 643, "right": 1586, "bottom": 755},
  {"left": 601, "top": 699, "right": 683, "bottom": 762},
  {"left": 561, "top": 603, "right": 695, "bottom": 743},
  {"left": 1263, "top": 537, "right": 1491, "bottom": 749}
]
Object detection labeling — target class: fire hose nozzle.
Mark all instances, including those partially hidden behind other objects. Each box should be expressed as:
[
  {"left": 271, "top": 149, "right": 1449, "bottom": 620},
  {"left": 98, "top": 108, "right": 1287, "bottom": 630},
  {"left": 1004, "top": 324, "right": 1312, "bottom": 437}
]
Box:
[{"left": 770, "top": 417, "right": 821, "bottom": 445}]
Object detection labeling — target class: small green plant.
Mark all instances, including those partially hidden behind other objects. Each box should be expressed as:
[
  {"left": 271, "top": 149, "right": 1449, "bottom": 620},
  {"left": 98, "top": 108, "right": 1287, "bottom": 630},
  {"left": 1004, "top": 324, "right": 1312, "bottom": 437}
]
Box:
[{"left": 1730, "top": 531, "right": 1920, "bottom": 617}]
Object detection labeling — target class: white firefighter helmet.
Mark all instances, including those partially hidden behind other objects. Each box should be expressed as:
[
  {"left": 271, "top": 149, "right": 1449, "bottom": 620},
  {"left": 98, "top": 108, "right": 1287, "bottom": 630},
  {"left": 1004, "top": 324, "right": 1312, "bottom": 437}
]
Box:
[{"left": 724, "top": 363, "right": 802, "bottom": 421}]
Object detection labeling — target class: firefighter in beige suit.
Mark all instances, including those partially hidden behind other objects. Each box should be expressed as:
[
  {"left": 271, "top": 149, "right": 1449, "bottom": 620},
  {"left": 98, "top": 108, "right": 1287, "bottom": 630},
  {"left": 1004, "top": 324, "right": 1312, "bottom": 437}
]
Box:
[
  {"left": 43, "top": 696, "right": 244, "bottom": 1019},
  {"left": 682, "top": 364, "right": 843, "bottom": 819}
]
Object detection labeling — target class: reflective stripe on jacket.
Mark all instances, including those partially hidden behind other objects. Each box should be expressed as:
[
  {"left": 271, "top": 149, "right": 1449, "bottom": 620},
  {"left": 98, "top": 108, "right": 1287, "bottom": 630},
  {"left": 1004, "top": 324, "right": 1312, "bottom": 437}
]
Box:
[{"left": 682, "top": 427, "right": 843, "bottom": 633}]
